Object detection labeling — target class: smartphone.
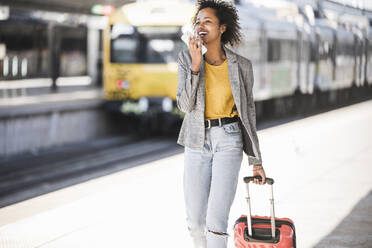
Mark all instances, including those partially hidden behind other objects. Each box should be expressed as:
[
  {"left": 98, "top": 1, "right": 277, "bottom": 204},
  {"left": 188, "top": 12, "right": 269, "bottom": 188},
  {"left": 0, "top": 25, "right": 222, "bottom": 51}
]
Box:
[{"left": 181, "top": 23, "right": 207, "bottom": 55}]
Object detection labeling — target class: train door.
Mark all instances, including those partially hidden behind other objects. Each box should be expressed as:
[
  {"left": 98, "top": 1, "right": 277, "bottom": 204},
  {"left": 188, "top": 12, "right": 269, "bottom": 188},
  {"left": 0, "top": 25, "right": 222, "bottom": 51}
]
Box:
[
  {"left": 358, "top": 32, "right": 366, "bottom": 86},
  {"left": 334, "top": 28, "right": 355, "bottom": 89},
  {"left": 259, "top": 22, "right": 268, "bottom": 101},
  {"left": 314, "top": 26, "right": 335, "bottom": 91},
  {"left": 366, "top": 31, "right": 372, "bottom": 85},
  {"left": 266, "top": 30, "right": 298, "bottom": 98},
  {"left": 354, "top": 31, "right": 364, "bottom": 87},
  {"left": 297, "top": 28, "right": 312, "bottom": 94},
  {"left": 307, "top": 28, "right": 317, "bottom": 94}
]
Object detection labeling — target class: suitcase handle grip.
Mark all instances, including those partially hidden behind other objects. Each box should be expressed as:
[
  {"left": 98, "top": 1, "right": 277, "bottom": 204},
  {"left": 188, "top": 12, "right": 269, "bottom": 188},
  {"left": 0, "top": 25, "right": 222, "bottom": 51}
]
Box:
[{"left": 244, "top": 176, "right": 274, "bottom": 185}]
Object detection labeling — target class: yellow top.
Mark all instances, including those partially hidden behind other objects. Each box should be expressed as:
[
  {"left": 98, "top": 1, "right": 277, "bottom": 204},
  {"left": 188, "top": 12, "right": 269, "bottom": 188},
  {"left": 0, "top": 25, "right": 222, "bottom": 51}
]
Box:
[{"left": 204, "top": 59, "right": 240, "bottom": 119}]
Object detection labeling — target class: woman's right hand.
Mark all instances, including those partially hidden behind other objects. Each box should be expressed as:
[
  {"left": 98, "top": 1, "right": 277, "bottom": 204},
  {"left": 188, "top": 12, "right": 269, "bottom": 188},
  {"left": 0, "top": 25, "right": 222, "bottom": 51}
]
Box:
[
  {"left": 188, "top": 32, "right": 203, "bottom": 72},
  {"left": 252, "top": 165, "right": 266, "bottom": 185}
]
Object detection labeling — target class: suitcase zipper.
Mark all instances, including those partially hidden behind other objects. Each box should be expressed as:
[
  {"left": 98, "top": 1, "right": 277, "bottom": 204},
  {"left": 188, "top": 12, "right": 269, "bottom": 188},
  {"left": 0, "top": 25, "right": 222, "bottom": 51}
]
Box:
[{"left": 235, "top": 216, "right": 295, "bottom": 231}]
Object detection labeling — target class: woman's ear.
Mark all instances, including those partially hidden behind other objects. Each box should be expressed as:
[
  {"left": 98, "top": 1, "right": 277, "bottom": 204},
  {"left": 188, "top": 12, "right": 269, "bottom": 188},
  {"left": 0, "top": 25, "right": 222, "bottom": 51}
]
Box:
[{"left": 220, "top": 24, "right": 227, "bottom": 34}]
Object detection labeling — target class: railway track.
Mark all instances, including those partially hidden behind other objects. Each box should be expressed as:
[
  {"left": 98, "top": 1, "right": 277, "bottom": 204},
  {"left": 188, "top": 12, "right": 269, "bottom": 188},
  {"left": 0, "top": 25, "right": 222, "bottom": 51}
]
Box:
[{"left": 0, "top": 135, "right": 182, "bottom": 208}]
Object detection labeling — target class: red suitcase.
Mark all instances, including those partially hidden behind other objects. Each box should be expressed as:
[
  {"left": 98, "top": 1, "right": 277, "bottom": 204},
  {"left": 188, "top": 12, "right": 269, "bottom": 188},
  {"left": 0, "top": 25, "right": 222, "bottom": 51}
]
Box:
[{"left": 234, "top": 176, "right": 296, "bottom": 248}]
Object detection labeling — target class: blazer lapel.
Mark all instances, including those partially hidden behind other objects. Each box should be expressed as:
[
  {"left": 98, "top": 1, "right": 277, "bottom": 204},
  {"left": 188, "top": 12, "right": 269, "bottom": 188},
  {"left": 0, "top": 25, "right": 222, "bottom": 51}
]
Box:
[
  {"left": 225, "top": 47, "right": 242, "bottom": 115},
  {"left": 200, "top": 56, "right": 206, "bottom": 112}
]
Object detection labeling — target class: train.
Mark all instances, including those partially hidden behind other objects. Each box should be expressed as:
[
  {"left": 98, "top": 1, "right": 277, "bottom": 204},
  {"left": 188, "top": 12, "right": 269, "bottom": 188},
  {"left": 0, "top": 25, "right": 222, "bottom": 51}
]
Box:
[
  {"left": 102, "top": 0, "right": 372, "bottom": 125},
  {"left": 231, "top": 0, "right": 372, "bottom": 118},
  {"left": 102, "top": 0, "right": 193, "bottom": 117}
]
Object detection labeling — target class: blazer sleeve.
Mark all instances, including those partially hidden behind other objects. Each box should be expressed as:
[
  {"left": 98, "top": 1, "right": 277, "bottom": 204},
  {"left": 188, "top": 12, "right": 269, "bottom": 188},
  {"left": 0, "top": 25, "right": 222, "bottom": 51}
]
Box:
[
  {"left": 176, "top": 51, "right": 200, "bottom": 113},
  {"left": 245, "top": 60, "right": 263, "bottom": 165}
]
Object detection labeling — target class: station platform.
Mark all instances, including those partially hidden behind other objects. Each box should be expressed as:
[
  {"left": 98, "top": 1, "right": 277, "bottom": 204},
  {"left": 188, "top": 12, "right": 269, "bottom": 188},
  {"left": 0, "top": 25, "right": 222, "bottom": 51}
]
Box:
[
  {"left": 0, "top": 88, "right": 111, "bottom": 158},
  {"left": 0, "top": 100, "right": 371, "bottom": 248},
  {"left": 0, "top": 87, "right": 103, "bottom": 113}
]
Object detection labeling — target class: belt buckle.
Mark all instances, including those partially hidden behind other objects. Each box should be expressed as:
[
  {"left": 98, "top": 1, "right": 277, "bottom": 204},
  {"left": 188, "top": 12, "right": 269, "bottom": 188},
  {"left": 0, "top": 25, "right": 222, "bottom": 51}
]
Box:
[{"left": 206, "top": 119, "right": 211, "bottom": 129}]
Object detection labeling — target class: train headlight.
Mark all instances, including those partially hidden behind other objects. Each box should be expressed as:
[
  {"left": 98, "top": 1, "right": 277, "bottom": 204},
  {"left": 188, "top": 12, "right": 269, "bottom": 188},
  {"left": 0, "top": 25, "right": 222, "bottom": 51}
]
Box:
[
  {"left": 162, "top": 97, "right": 173, "bottom": 112},
  {"left": 139, "top": 97, "right": 149, "bottom": 112}
]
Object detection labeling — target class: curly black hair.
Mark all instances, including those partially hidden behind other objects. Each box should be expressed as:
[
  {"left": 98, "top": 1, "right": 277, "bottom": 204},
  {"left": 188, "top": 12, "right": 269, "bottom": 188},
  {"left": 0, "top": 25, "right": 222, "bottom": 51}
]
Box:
[{"left": 191, "top": 0, "right": 242, "bottom": 47}]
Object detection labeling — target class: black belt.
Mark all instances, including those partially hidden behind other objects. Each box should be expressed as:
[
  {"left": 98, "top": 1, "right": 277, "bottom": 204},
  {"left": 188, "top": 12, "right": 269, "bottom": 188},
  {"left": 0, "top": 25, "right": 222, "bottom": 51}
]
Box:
[{"left": 205, "top": 115, "right": 239, "bottom": 129}]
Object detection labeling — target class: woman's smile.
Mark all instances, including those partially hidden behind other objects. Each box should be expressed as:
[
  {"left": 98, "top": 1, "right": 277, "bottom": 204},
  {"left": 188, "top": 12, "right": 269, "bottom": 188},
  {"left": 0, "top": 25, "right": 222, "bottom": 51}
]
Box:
[{"left": 199, "top": 31, "right": 208, "bottom": 39}]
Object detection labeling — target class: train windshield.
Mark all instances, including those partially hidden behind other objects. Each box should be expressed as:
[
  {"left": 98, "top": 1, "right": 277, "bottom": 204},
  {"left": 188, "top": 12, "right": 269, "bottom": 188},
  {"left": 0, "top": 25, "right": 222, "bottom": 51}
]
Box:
[{"left": 110, "top": 24, "right": 185, "bottom": 64}]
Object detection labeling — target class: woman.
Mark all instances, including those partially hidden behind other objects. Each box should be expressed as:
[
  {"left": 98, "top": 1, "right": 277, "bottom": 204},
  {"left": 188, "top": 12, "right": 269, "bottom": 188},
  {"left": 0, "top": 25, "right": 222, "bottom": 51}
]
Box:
[{"left": 176, "top": 1, "right": 266, "bottom": 247}]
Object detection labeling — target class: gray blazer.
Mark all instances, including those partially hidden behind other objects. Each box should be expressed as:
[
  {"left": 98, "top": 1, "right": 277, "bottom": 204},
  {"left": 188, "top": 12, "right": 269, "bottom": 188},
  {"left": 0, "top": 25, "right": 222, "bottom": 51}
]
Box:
[{"left": 176, "top": 45, "right": 262, "bottom": 166}]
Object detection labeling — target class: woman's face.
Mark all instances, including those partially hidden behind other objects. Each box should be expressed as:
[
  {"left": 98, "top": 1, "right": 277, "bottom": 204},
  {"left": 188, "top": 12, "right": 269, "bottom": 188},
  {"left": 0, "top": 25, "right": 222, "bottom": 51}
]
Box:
[{"left": 195, "top": 8, "right": 226, "bottom": 45}]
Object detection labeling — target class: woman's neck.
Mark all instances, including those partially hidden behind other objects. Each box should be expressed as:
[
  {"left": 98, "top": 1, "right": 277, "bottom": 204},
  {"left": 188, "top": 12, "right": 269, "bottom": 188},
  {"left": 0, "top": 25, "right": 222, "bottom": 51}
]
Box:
[{"left": 204, "top": 42, "right": 226, "bottom": 66}]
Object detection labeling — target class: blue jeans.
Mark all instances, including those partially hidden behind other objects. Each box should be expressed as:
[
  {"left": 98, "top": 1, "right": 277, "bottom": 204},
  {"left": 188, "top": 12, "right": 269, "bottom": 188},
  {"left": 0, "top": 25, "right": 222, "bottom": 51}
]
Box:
[{"left": 183, "top": 121, "right": 243, "bottom": 248}]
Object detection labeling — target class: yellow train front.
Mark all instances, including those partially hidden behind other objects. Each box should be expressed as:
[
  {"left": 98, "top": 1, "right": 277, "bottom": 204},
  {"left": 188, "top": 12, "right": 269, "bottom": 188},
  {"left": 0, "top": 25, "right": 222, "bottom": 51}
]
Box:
[{"left": 103, "top": 1, "right": 195, "bottom": 121}]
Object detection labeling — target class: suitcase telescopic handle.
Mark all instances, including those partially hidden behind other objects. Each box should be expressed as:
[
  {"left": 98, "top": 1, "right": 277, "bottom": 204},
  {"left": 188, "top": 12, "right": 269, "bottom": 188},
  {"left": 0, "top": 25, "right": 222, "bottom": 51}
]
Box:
[
  {"left": 244, "top": 176, "right": 274, "bottom": 185},
  {"left": 243, "top": 176, "right": 276, "bottom": 239}
]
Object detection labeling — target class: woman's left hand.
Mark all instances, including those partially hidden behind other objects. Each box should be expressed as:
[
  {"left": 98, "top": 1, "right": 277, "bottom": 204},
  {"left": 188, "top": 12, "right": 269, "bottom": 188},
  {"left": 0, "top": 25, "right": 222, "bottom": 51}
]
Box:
[{"left": 252, "top": 164, "right": 266, "bottom": 185}]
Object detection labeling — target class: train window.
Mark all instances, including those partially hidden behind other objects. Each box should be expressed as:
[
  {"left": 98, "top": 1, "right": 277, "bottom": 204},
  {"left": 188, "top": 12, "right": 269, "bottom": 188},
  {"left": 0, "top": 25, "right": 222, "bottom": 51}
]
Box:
[
  {"left": 21, "top": 58, "right": 27, "bottom": 77},
  {"left": 146, "top": 39, "right": 178, "bottom": 63},
  {"left": 111, "top": 37, "right": 138, "bottom": 63},
  {"left": 12, "top": 56, "right": 18, "bottom": 76},
  {"left": 281, "top": 40, "right": 297, "bottom": 61},
  {"left": 318, "top": 41, "right": 333, "bottom": 59},
  {"left": 110, "top": 25, "right": 185, "bottom": 64},
  {"left": 301, "top": 41, "right": 311, "bottom": 61},
  {"left": 313, "top": 9, "right": 321, "bottom": 19},
  {"left": 346, "top": 44, "right": 354, "bottom": 56},
  {"left": 111, "top": 35, "right": 184, "bottom": 64},
  {"left": 268, "top": 39, "right": 280, "bottom": 62},
  {"left": 3, "top": 56, "right": 9, "bottom": 77},
  {"left": 336, "top": 41, "right": 354, "bottom": 57},
  {"left": 140, "top": 37, "right": 184, "bottom": 63},
  {"left": 0, "top": 44, "right": 5, "bottom": 60},
  {"left": 310, "top": 43, "right": 318, "bottom": 61},
  {"left": 268, "top": 39, "right": 296, "bottom": 62},
  {"left": 137, "top": 26, "right": 185, "bottom": 63},
  {"left": 324, "top": 42, "right": 329, "bottom": 54}
]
